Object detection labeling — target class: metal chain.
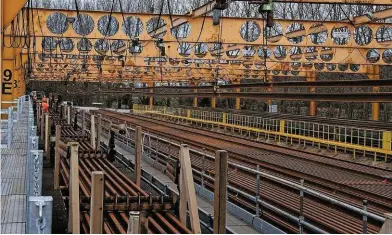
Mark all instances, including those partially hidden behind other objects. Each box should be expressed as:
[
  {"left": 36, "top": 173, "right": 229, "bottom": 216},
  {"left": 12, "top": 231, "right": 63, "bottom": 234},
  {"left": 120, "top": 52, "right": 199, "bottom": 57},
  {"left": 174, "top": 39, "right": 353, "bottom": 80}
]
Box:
[
  {"left": 32, "top": 152, "right": 41, "bottom": 196},
  {"left": 35, "top": 201, "right": 46, "bottom": 233}
]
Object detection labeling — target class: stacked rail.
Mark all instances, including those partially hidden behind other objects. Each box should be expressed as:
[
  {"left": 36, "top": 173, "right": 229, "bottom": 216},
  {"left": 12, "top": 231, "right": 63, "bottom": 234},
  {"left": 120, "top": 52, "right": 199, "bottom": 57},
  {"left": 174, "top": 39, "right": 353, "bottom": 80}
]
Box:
[
  {"left": 133, "top": 104, "right": 392, "bottom": 161},
  {"left": 50, "top": 112, "right": 191, "bottom": 234},
  {"left": 90, "top": 109, "right": 392, "bottom": 234}
]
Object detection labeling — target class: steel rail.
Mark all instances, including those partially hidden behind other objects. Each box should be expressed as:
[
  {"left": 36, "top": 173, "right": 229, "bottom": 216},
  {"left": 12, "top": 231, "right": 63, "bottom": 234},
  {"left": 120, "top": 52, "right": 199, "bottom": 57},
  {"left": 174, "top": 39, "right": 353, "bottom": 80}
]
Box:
[
  {"left": 95, "top": 110, "right": 387, "bottom": 223},
  {"left": 53, "top": 115, "right": 190, "bottom": 234}
]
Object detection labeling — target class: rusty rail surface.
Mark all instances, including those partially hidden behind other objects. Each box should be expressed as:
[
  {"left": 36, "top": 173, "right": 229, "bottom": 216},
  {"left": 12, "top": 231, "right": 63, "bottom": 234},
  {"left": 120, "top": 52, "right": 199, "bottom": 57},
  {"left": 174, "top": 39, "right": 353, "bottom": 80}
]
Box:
[
  {"left": 50, "top": 113, "right": 191, "bottom": 234},
  {"left": 88, "top": 109, "right": 392, "bottom": 234}
]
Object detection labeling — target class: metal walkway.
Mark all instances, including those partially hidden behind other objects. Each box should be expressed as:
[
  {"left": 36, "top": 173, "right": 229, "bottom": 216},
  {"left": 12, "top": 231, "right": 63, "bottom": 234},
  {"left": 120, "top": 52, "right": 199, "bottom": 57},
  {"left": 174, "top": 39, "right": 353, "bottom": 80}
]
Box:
[
  {"left": 0, "top": 103, "right": 29, "bottom": 234},
  {"left": 100, "top": 135, "right": 262, "bottom": 234}
]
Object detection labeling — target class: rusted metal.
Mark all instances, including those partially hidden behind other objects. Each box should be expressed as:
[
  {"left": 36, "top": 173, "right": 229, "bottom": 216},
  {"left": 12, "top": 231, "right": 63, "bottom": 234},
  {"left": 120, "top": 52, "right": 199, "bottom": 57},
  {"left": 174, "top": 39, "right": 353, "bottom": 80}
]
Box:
[
  {"left": 95, "top": 109, "right": 392, "bottom": 234},
  {"left": 50, "top": 111, "right": 190, "bottom": 234}
]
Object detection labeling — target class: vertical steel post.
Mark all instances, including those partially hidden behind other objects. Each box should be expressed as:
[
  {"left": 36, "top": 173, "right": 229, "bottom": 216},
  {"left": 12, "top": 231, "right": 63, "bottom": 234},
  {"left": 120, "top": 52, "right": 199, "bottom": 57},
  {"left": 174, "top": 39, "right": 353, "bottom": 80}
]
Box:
[
  {"left": 201, "top": 149, "right": 206, "bottom": 188},
  {"left": 40, "top": 111, "right": 44, "bottom": 140},
  {"left": 97, "top": 114, "right": 102, "bottom": 151},
  {"left": 54, "top": 125, "right": 61, "bottom": 190},
  {"left": 82, "top": 110, "right": 86, "bottom": 134},
  {"left": 26, "top": 136, "right": 39, "bottom": 199},
  {"left": 29, "top": 150, "right": 44, "bottom": 196},
  {"left": 299, "top": 179, "right": 305, "bottom": 234},
  {"left": 37, "top": 103, "right": 41, "bottom": 131},
  {"left": 91, "top": 115, "right": 96, "bottom": 150},
  {"left": 27, "top": 196, "right": 53, "bottom": 234},
  {"left": 44, "top": 114, "right": 50, "bottom": 155},
  {"left": 17, "top": 97, "right": 20, "bottom": 120},
  {"left": 362, "top": 200, "right": 368, "bottom": 234},
  {"left": 26, "top": 148, "right": 43, "bottom": 231},
  {"left": 7, "top": 106, "right": 13, "bottom": 147},
  {"left": 135, "top": 126, "right": 142, "bottom": 186},
  {"left": 30, "top": 126, "right": 37, "bottom": 138},
  {"left": 73, "top": 110, "right": 78, "bottom": 131},
  {"left": 67, "top": 106, "right": 71, "bottom": 125},
  {"left": 255, "top": 165, "right": 261, "bottom": 217},
  {"left": 127, "top": 211, "right": 141, "bottom": 234}
]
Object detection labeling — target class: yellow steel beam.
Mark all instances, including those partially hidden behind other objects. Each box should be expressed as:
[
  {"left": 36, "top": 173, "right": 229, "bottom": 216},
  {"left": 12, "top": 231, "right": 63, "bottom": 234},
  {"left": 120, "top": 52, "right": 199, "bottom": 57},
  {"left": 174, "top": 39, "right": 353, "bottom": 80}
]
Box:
[
  {"left": 2, "top": 0, "right": 27, "bottom": 113},
  {"left": 190, "top": 0, "right": 392, "bottom": 17},
  {"left": 25, "top": 53, "right": 373, "bottom": 74},
  {"left": 2, "top": 47, "right": 16, "bottom": 109},
  {"left": 19, "top": 37, "right": 392, "bottom": 65},
  {"left": 2, "top": 0, "right": 27, "bottom": 30},
  {"left": 5, "top": 7, "right": 392, "bottom": 86},
  {"left": 4, "top": 7, "right": 391, "bottom": 87},
  {"left": 5, "top": 8, "right": 390, "bottom": 49},
  {"left": 277, "top": 0, "right": 392, "bottom": 4}
]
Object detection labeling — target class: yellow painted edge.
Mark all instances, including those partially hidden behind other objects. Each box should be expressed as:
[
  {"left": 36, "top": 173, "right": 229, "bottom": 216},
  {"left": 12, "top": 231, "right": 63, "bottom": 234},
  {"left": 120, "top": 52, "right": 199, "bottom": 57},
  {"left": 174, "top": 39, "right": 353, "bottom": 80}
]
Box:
[{"left": 136, "top": 108, "right": 392, "bottom": 155}]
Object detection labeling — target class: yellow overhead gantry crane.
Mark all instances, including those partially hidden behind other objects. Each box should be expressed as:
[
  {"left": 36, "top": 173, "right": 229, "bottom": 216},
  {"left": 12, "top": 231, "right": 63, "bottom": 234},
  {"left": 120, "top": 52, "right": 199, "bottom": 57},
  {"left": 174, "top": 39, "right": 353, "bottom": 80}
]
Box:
[
  {"left": 1, "top": 0, "right": 28, "bottom": 109},
  {"left": 1, "top": 0, "right": 392, "bottom": 117}
]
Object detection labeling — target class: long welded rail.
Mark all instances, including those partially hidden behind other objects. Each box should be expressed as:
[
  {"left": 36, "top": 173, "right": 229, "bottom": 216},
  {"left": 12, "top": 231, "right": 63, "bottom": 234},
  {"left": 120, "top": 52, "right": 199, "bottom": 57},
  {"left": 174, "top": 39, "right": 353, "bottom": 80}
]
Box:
[{"left": 94, "top": 109, "right": 392, "bottom": 233}]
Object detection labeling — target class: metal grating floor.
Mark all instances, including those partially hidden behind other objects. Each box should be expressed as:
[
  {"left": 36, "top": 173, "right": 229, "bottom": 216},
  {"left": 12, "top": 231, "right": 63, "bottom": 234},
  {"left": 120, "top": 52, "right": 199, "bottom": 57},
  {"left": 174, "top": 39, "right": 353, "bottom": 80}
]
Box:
[{"left": 1, "top": 108, "right": 29, "bottom": 234}]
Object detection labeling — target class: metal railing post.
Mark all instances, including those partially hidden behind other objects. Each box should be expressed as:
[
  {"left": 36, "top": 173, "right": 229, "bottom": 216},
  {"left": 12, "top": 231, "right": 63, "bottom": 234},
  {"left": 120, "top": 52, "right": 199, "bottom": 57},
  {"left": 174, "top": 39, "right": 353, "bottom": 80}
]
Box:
[
  {"left": 26, "top": 147, "right": 43, "bottom": 231},
  {"left": 29, "top": 150, "right": 44, "bottom": 196},
  {"left": 31, "top": 126, "right": 37, "bottom": 138},
  {"left": 17, "top": 98, "right": 20, "bottom": 120},
  {"left": 363, "top": 200, "right": 368, "bottom": 234},
  {"left": 67, "top": 106, "right": 71, "bottom": 125},
  {"left": 26, "top": 136, "right": 39, "bottom": 200},
  {"left": 7, "top": 106, "right": 13, "bottom": 147},
  {"left": 82, "top": 110, "right": 86, "bottom": 134},
  {"left": 127, "top": 211, "right": 141, "bottom": 234},
  {"left": 255, "top": 165, "right": 261, "bottom": 217},
  {"left": 299, "top": 179, "right": 305, "bottom": 234},
  {"left": 27, "top": 196, "right": 53, "bottom": 234},
  {"left": 91, "top": 115, "right": 96, "bottom": 150},
  {"left": 201, "top": 149, "right": 206, "bottom": 188},
  {"left": 135, "top": 126, "right": 142, "bottom": 186}
]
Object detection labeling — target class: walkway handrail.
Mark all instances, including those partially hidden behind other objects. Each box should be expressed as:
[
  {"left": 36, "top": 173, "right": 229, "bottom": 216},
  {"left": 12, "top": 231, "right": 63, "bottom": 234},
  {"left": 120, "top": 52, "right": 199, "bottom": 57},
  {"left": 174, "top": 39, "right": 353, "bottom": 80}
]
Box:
[{"left": 14, "top": 95, "right": 53, "bottom": 234}]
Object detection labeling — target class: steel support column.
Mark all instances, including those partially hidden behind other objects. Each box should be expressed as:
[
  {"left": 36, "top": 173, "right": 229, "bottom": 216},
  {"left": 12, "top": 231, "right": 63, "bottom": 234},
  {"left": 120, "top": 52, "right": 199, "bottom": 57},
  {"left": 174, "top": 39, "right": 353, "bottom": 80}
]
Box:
[
  {"left": 307, "top": 71, "right": 317, "bottom": 116},
  {"left": 369, "top": 65, "right": 381, "bottom": 121},
  {"left": 234, "top": 80, "right": 240, "bottom": 110},
  {"left": 148, "top": 82, "right": 154, "bottom": 110},
  {"left": 211, "top": 97, "right": 216, "bottom": 108},
  {"left": 193, "top": 82, "right": 198, "bottom": 108}
]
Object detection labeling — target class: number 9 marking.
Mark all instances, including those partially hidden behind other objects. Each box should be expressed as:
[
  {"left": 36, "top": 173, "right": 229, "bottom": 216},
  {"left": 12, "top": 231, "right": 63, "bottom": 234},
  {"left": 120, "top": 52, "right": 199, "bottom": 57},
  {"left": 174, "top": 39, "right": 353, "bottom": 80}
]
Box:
[{"left": 3, "top": 69, "right": 13, "bottom": 81}]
